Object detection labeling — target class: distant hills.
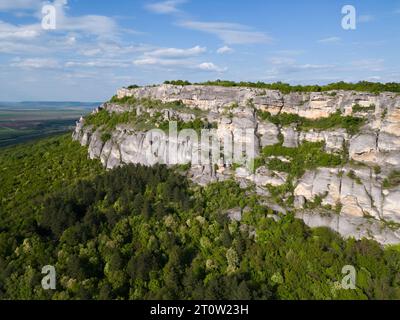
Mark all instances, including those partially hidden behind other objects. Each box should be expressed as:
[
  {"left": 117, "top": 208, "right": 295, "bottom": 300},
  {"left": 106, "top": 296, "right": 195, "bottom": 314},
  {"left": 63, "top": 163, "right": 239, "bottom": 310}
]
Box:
[{"left": 0, "top": 101, "right": 101, "bottom": 109}]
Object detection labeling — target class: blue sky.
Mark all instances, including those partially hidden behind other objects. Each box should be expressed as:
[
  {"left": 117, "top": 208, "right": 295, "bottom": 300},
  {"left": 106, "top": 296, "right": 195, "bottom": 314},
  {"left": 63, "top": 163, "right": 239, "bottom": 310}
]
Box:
[{"left": 0, "top": 0, "right": 399, "bottom": 101}]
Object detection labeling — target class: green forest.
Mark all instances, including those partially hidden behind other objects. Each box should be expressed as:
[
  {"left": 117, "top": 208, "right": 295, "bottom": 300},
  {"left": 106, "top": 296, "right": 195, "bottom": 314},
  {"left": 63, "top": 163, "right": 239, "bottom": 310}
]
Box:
[{"left": 1, "top": 134, "right": 400, "bottom": 300}]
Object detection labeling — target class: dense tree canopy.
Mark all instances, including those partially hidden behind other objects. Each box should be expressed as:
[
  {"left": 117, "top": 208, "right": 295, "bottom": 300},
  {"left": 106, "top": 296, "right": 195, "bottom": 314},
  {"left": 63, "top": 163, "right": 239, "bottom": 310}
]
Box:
[{"left": 0, "top": 135, "right": 400, "bottom": 300}]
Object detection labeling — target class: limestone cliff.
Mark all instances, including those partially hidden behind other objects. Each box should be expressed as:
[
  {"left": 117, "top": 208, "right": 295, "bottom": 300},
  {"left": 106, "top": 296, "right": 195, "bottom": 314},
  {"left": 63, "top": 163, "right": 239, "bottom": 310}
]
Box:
[{"left": 73, "top": 84, "right": 400, "bottom": 245}]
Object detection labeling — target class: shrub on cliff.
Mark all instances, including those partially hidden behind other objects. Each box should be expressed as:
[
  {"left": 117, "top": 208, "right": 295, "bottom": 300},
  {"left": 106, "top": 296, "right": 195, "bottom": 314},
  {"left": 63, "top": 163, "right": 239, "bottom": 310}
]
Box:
[
  {"left": 195, "top": 80, "right": 400, "bottom": 94},
  {"left": 256, "top": 141, "right": 344, "bottom": 177},
  {"left": 257, "top": 110, "right": 365, "bottom": 134}
]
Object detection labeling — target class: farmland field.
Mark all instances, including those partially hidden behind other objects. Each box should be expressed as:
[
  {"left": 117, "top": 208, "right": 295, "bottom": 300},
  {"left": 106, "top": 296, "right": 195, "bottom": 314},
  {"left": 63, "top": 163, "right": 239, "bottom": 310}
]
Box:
[{"left": 0, "top": 102, "right": 98, "bottom": 147}]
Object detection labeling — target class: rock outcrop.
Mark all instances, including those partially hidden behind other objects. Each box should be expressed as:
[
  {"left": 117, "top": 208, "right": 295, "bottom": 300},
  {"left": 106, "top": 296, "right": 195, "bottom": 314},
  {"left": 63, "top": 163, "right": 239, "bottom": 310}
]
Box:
[{"left": 73, "top": 84, "right": 400, "bottom": 245}]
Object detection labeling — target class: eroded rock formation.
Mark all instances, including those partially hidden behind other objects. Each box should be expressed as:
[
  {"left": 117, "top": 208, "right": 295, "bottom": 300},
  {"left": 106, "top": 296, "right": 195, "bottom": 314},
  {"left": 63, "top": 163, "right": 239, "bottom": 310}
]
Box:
[{"left": 73, "top": 84, "right": 400, "bottom": 244}]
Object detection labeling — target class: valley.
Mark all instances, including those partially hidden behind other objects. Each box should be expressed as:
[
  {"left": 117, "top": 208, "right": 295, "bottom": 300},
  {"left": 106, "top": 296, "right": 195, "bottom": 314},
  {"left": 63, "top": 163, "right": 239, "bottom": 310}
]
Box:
[{"left": 0, "top": 102, "right": 98, "bottom": 147}]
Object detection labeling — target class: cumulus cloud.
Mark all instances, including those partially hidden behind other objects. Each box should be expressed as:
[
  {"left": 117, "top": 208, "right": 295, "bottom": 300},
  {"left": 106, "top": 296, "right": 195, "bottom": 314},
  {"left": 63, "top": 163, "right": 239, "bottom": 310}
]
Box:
[
  {"left": 216, "top": 45, "right": 233, "bottom": 54},
  {"left": 0, "top": 0, "right": 120, "bottom": 39},
  {"left": 49, "top": 0, "right": 118, "bottom": 38},
  {"left": 147, "top": 45, "right": 206, "bottom": 58},
  {"left": 179, "top": 20, "right": 271, "bottom": 45},
  {"left": 196, "top": 62, "right": 226, "bottom": 72},
  {"left": 133, "top": 45, "right": 210, "bottom": 70},
  {"left": 145, "top": 0, "right": 186, "bottom": 14},
  {"left": 0, "top": 0, "right": 135, "bottom": 59}
]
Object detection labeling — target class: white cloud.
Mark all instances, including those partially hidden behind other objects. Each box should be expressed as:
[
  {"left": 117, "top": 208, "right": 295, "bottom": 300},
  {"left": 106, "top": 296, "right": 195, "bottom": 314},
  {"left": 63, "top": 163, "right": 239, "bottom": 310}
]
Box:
[
  {"left": 147, "top": 45, "right": 206, "bottom": 58},
  {"left": 318, "top": 36, "right": 341, "bottom": 44},
  {"left": 359, "top": 15, "right": 375, "bottom": 23},
  {"left": 62, "top": 15, "right": 118, "bottom": 37},
  {"left": 217, "top": 45, "right": 233, "bottom": 54},
  {"left": 133, "top": 57, "right": 189, "bottom": 67},
  {"left": 0, "top": 0, "right": 119, "bottom": 39},
  {"left": 0, "top": 41, "right": 33, "bottom": 53},
  {"left": 0, "top": 20, "right": 40, "bottom": 39},
  {"left": 145, "top": 0, "right": 186, "bottom": 14},
  {"left": 133, "top": 45, "right": 209, "bottom": 69},
  {"left": 197, "top": 62, "right": 226, "bottom": 72},
  {"left": 0, "top": 0, "right": 42, "bottom": 12},
  {"left": 10, "top": 57, "right": 60, "bottom": 69},
  {"left": 297, "top": 64, "right": 334, "bottom": 70},
  {"left": 78, "top": 43, "right": 152, "bottom": 58},
  {"left": 65, "top": 35, "right": 76, "bottom": 45},
  {"left": 179, "top": 20, "right": 271, "bottom": 45},
  {"left": 79, "top": 48, "right": 102, "bottom": 57},
  {"left": 133, "top": 55, "right": 226, "bottom": 73},
  {"left": 65, "top": 60, "right": 130, "bottom": 68},
  {"left": 50, "top": 0, "right": 118, "bottom": 38},
  {"left": 63, "top": 71, "right": 98, "bottom": 79}
]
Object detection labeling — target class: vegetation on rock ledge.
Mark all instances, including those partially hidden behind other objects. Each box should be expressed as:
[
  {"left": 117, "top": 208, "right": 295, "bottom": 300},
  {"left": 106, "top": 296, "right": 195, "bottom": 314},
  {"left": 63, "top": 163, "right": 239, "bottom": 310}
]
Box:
[
  {"left": 257, "top": 110, "right": 365, "bottom": 135},
  {"left": 254, "top": 141, "right": 345, "bottom": 177},
  {"left": 161, "top": 80, "right": 400, "bottom": 94},
  {"left": 84, "top": 105, "right": 213, "bottom": 135}
]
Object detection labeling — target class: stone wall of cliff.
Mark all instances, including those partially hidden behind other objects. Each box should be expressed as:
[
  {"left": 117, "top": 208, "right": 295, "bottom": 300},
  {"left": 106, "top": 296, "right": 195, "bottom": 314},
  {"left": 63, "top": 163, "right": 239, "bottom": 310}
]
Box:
[{"left": 72, "top": 84, "right": 400, "bottom": 245}]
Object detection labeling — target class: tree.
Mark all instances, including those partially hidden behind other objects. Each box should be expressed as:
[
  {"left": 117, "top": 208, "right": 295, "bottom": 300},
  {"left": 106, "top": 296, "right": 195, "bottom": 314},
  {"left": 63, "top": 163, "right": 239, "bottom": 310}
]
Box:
[
  {"left": 132, "top": 193, "right": 144, "bottom": 215},
  {"left": 141, "top": 199, "right": 151, "bottom": 220}
]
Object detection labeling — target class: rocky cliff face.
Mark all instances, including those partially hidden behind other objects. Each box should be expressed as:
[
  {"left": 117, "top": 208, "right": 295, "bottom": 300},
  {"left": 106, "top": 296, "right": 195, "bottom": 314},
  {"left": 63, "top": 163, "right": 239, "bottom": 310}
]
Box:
[{"left": 73, "top": 84, "right": 400, "bottom": 245}]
